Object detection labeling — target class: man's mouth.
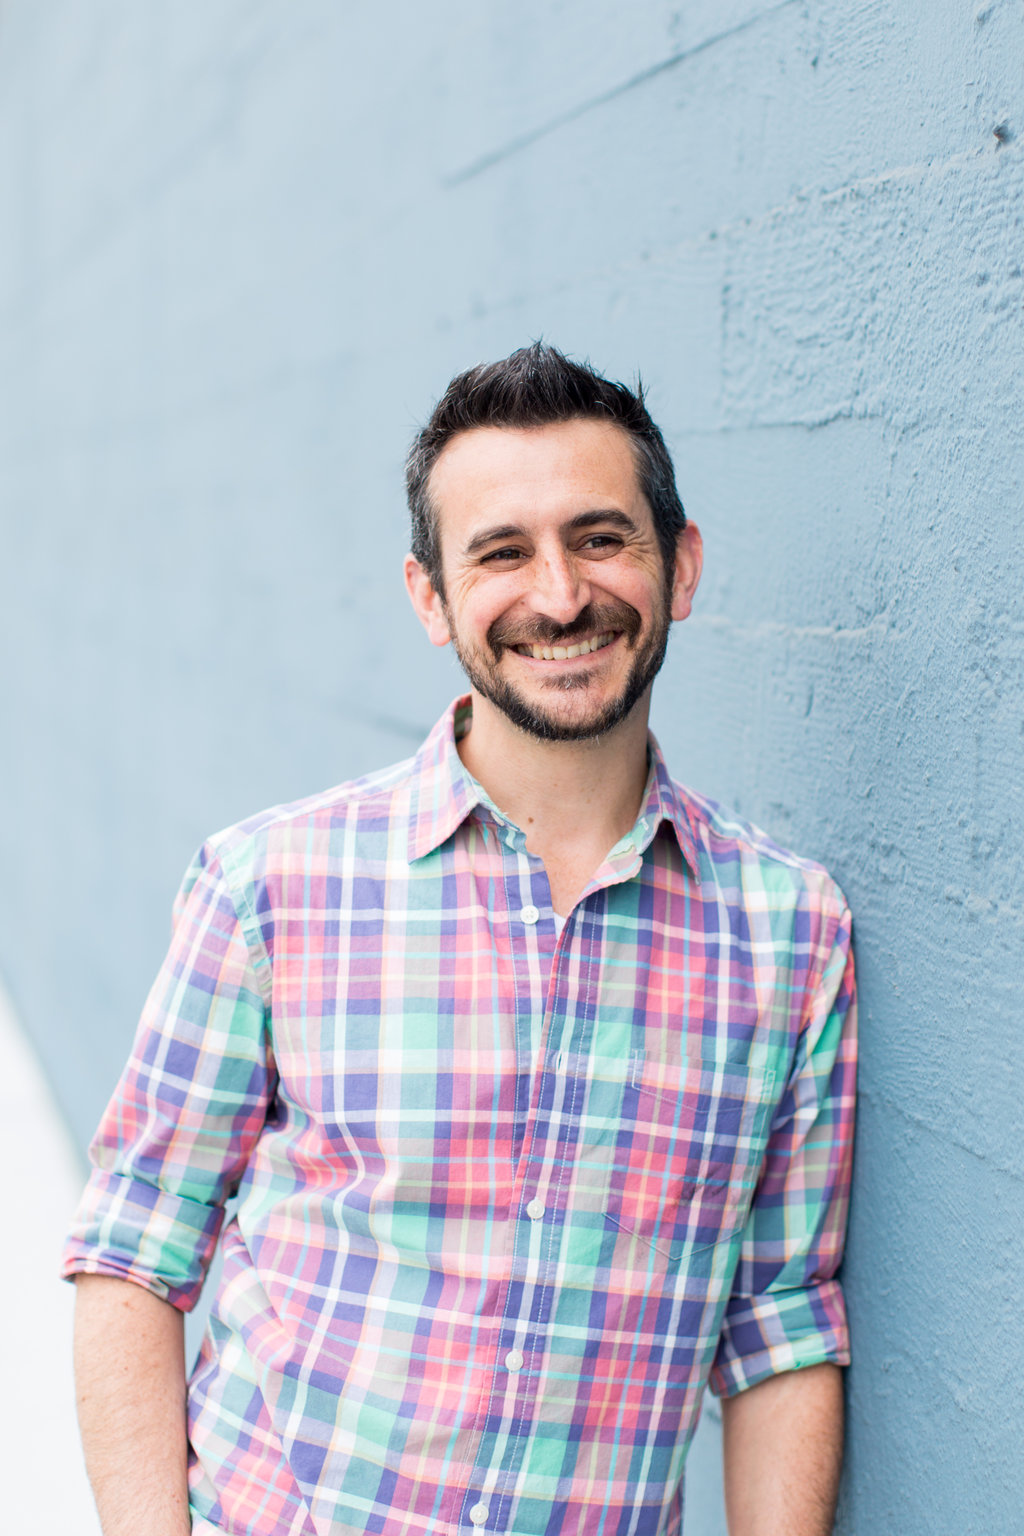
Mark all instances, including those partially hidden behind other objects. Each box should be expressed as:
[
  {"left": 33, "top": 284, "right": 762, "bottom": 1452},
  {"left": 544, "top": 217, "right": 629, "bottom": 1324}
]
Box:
[{"left": 511, "top": 630, "right": 618, "bottom": 661}]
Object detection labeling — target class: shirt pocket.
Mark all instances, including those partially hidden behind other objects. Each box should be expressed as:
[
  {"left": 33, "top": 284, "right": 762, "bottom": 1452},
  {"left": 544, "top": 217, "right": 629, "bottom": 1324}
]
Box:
[{"left": 601, "top": 1055, "right": 778, "bottom": 1263}]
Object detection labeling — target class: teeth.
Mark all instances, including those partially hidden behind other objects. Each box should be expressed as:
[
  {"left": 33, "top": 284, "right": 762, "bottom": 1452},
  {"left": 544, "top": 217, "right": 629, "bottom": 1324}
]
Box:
[{"left": 516, "top": 631, "right": 616, "bottom": 660}]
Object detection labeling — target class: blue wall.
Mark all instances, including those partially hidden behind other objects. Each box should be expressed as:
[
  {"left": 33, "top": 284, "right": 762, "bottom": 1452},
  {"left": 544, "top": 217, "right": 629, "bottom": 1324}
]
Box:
[{"left": 2, "top": 4, "right": 1021, "bottom": 1530}]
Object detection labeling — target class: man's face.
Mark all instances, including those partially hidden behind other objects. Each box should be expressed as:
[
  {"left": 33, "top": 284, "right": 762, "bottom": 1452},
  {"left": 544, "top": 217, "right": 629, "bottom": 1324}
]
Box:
[{"left": 405, "top": 419, "right": 701, "bottom": 742}]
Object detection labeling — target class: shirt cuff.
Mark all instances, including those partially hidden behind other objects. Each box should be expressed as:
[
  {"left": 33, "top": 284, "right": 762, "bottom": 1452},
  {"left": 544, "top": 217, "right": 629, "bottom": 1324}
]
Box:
[
  {"left": 61, "top": 1167, "right": 224, "bottom": 1312},
  {"left": 707, "top": 1278, "right": 850, "bottom": 1398}
]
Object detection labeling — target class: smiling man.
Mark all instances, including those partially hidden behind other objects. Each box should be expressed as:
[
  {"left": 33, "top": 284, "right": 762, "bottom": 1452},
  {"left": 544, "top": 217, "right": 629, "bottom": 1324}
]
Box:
[{"left": 65, "top": 344, "right": 857, "bottom": 1536}]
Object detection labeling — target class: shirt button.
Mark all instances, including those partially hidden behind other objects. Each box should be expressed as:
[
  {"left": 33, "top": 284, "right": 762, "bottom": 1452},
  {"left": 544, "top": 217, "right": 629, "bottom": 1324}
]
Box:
[
  {"left": 469, "top": 1504, "right": 489, "bottom": 1526},
  {"left": 504, "top": 1349, "right": 524, "bottom": 1372},
  {"left": 519, "top": 904, "right": 540, "bottom": 924},
  {"left": 526, "top": 1198, "right": 545, "bottom": 1220}
]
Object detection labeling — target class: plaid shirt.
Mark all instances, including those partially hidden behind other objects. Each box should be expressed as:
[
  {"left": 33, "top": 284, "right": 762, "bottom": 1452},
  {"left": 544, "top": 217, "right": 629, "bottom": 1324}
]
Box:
[{"left": 64, "top": 697, "right": 856, "bottom": 1536}]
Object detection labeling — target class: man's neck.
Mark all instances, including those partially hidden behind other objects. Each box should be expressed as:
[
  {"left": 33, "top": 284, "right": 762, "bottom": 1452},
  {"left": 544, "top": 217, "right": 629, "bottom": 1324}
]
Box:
[{"left": 456, "top": 690, "right": 652, "bottom": 914}]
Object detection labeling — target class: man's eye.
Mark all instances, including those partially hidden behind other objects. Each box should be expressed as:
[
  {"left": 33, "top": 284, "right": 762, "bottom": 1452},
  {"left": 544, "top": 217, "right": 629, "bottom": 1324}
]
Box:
[
  {"left": 581, "top": 534, "right": 622, "bottom": 552},
  {"left": 481, "top": 547, "right": 525, "bottom": 563}
]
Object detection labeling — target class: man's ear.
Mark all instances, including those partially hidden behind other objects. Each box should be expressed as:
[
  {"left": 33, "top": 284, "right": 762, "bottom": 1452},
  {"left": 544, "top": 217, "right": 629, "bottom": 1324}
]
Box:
[
  {"left": 670, "top": 523, "right": 703, "bottom": 623},
  {"left": 404, "top": 555, "right": 452, "bottom": 648}
]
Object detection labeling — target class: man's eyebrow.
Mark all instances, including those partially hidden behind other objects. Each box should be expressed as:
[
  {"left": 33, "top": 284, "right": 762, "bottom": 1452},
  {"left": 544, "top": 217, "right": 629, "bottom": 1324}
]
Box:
[
  {"left": 463, "top": 509, "right": 637, "bottom": 558},
  {"left": 463, "top": 523, "right": 525, "bottom": 557},
  {"left": 567, "top": 509, "right": 638, "bottom": 534}
]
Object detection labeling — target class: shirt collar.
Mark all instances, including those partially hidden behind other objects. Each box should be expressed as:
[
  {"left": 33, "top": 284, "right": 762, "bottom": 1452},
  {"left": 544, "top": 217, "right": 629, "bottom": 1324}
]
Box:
[
  {"left": 637, "top": 732, "right": 701, "bottom": 878},
  {"left": 406, "top": 697, "right": 487, "bottom": 863},
  {"left": 406, "top": 695, "right": 700, "bottom": 879}
]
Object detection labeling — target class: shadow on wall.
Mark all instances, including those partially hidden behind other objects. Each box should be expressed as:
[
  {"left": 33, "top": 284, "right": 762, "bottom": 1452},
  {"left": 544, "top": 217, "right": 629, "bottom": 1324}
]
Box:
[{"left": 0, "top": 978, "right": 101, "bottom": 1534}]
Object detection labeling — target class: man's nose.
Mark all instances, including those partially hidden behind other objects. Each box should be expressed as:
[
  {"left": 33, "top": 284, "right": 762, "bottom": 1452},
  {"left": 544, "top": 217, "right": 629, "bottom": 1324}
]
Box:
[{"left": 526, "top": 547, "right": 591, "bottom": 625}]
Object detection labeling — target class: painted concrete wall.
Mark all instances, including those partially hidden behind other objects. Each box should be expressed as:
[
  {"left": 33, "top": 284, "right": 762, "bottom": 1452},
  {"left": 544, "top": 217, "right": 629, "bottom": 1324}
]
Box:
[{"left": 2, "top": 3, "right": 1021, "bottom": 1530}]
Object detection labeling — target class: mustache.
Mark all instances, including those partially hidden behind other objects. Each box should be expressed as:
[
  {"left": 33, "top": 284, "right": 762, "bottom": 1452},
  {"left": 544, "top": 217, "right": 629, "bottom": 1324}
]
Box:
[{"left": 487, "top": 601, "right": 642, "bottom": 655}]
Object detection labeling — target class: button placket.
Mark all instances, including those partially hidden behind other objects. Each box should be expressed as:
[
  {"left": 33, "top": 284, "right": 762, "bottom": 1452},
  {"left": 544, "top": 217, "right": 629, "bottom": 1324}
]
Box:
[
  {"left": 505, "top": 853, "right": 556, "bottom": 1158},
  {"left": 464, "top": 852, "right": 561, "bottom": 1531}
]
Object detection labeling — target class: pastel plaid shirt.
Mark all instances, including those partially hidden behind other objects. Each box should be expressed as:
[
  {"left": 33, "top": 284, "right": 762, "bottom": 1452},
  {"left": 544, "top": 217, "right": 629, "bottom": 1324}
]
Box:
[{"left": 64, "top": 696, "right": 856, "bottom": 1536}]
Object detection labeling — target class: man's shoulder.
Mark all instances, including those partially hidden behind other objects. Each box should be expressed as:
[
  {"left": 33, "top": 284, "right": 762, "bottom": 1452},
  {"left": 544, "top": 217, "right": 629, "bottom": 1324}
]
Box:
[
  {"left": 199, "top": 750, "right": 420, "bottom": 878},
  {"left": 674, "top": 778, "right": 850, "bottom": 919}
]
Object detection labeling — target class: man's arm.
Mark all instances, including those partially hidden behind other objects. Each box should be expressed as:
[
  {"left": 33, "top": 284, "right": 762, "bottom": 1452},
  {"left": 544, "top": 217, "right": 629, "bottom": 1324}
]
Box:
[
  {"left": 721, "top": 1362, "right": 843, "bottom": 1536},
  {"left": 63, "top": 846, "right": 275, "bottom": 1526},
  {"left": 709, "top": 898, "right": 856, "bottom": 1523},
  {"left": 74, "top": 1274, "right": 191, "bottom": 1536}
]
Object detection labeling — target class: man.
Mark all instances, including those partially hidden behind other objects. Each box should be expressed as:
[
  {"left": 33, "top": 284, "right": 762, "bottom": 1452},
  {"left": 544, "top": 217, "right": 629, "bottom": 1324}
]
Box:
[{"left": 65, "top": 344, "right": 856, "bottom": 1536}]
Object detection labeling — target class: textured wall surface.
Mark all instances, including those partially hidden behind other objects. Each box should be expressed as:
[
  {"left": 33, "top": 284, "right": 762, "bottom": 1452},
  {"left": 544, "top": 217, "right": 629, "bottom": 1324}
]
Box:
[{"left": 2, "top": 3, "right": 1022, "bottom": 1530}]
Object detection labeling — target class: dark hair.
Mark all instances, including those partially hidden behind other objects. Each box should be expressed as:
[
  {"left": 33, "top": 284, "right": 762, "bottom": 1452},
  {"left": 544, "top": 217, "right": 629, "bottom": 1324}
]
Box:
[{"left": 405, "top": 342, "right": 686, "bottom": 594}]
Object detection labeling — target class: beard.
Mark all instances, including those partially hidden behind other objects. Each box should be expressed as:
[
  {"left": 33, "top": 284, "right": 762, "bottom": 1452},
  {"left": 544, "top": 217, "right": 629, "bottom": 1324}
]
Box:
[{"left": 444, "top": 592, "right": 672, "bottom": 742}]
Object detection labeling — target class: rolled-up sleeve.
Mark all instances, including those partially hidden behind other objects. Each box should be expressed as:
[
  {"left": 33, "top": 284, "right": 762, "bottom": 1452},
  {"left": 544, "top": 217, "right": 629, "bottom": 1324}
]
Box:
[
  {"left": 62, "top": 843, "right": 275, "bottom": 1311},
  {"left": 709, "top": 904, "right": 857, "bottom": 1397}
]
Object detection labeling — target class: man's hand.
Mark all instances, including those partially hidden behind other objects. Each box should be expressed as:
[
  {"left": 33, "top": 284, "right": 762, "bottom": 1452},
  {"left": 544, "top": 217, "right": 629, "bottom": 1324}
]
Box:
[
  {"left": 74, "top": 1274, "right": 191, "bottom": 1536},
  {"left": 721, "top": 1362, "right": 844, "bottom": 1536}
]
